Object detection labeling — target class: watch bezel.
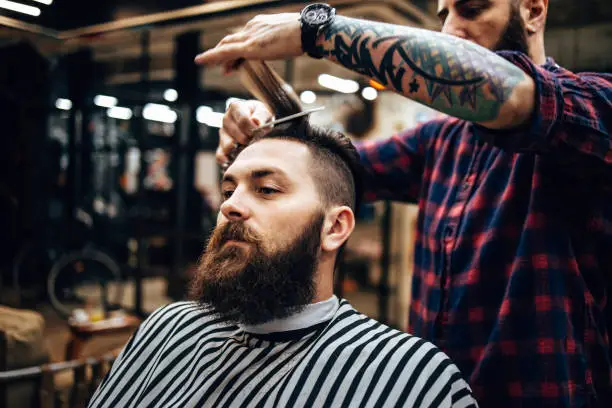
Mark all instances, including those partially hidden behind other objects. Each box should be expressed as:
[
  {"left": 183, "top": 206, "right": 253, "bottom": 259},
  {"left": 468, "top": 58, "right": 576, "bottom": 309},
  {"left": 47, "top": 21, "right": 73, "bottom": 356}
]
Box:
[
  {"left": 301, "top": 3, "right": 335, "bottom": 28},
  {"left": 300, "top": 3, "right": 336, "bottom": 59}
]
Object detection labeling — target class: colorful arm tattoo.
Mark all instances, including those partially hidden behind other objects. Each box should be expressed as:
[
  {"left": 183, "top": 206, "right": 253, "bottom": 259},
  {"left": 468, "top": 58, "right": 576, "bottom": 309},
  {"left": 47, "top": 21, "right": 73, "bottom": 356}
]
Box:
[{"left": 316, "top": 16, "right": 530, "bottom": 124}]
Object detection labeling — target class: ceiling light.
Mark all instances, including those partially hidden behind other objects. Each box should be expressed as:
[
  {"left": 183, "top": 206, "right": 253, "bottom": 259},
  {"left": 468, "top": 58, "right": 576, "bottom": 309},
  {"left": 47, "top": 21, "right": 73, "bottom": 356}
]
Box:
[
  {"left": 300, "top": 91, "right": 317, "bottom": 105},
  {"left": 107, "top": 107, "right": 133, "bottom": 120},
  {"left": 144, "top": 103, "right": 170, "bottom": 112},
  {"left": 55, "top": 98, "right": 72, "bottom": 111},
  {"left": 143, "top": 103, "right": 177, "bottom": 124},
  {"left": 163, "top": 89, "right": 178, "bottom": 102},
  {"left": 318, "top": 74, "right": 359, "bottom": 94},
  {"left": 30, "top": 0, "right": 53, "bottom": 5},
  {"left": 197, "top": 106, "right": 224, "bottom": 128},
  {"left": 94, "top": 95, "right": 118, "bottom": 108},
  {"left": 361, "top": 87, "right": 378, "bottom": 101},
  {"left": 0, "top": 0, "right": 40, "bottom": 16}
]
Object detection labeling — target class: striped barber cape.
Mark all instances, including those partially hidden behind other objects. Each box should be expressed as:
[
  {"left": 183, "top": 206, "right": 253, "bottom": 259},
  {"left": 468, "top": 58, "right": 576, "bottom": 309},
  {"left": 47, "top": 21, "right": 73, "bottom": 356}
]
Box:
[{"left": 89, "top": 300, "right": 477, "bottom": 407}]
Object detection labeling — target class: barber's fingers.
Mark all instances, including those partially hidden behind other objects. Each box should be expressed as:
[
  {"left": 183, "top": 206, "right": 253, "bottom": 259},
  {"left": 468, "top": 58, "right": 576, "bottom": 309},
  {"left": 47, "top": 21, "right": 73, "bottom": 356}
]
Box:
[
  {"left": 219, "top": 128, "right": 238, "bottom": 151},
  {"left": 195, "top": 42, "right": 253, "bottom": 66},
  {"left": 229, "top": 102, "right": 259, "bottom": 138},
  {"left": 217, "top": 100, "right": 274, "bottom": 166},
  {"left": 227, "top": 100, "right": 273, "bottom": 137},
  {"left": 216, "top": 32, "right": 248, "bottom": 48},
  {"left": 217, "top": 129, "right": 235, "bottom": 165},
  {"left": 216, "top": 146, "right": 229, "bottom": 166},
  {"left": 222, "top": 118, "right": 248, "bottom": 147},
  {"left": 248, "top": 100, "right": 274, "bottom": 128},
  {"left": 221, "top": 115, "right": 248, "bottom": 146},
  {"left": 196, "top": 13, "right": 302, "bottom": 66},
  {"left": 196, "top": 28, "right": 280, "bottom": 66}
]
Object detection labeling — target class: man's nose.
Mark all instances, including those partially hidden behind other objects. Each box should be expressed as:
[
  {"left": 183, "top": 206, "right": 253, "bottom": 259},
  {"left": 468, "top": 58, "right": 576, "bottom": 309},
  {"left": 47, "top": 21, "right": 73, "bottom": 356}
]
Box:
[
  {"left": 442, "top": 15, "right": 468, "bottom": 40},
  {"left": 220, "top": 190, "right": 251, "bottom": 222}
]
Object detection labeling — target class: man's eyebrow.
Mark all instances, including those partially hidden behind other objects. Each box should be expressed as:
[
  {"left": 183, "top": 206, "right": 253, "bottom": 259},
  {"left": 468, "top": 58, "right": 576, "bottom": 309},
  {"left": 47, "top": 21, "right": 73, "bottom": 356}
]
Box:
[
  {"left": 251, "top": 168, "right": 289, "bottom": 180},
  {"left": 221, "top": 173, "right": 236, "bottom": 184},
  {"left": 222, "top": 168, "right": 289, "bottom": 184}
]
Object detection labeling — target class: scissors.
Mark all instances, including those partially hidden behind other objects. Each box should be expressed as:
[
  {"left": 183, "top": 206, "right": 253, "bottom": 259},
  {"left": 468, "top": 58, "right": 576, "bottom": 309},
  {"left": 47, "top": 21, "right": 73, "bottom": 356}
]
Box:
[
  {"left": 255, "top": 106, "right": 325, "bottom": 130},
  {"left": 221, "top": 106, "right": 325, "bottom": 171}
]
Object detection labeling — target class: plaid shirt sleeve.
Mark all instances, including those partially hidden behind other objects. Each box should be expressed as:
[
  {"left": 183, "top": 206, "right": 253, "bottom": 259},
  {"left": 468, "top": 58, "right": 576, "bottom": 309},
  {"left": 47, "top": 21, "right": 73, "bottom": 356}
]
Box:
[
  {"left": 475, "top": 51, "right": 612, "bottom": 164},
  {"left": 355, "top": 120, "right": 443, "bottom": 203}
]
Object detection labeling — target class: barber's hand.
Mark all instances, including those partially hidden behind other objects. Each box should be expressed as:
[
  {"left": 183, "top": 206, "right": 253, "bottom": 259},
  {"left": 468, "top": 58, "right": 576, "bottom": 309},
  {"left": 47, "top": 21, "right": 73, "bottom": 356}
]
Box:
[
  {"left": 217, "top": 100, "right": 274, "bottom": 165},
  {"left": 194, "top": 13, "right": 303, "bottom": 73}
]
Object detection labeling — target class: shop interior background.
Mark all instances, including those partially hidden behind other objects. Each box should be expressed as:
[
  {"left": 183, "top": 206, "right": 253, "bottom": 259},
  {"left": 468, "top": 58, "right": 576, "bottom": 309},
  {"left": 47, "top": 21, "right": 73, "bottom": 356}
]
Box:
[{"left": 0, "top": 0, "right": 610, "bottom": 405}]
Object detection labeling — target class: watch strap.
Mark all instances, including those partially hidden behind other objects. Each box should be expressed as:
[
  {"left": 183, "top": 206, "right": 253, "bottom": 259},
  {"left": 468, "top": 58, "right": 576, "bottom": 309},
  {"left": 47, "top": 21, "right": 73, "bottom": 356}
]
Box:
[{"left": 301, "top": 23, "right": 323, "bottom": 59}]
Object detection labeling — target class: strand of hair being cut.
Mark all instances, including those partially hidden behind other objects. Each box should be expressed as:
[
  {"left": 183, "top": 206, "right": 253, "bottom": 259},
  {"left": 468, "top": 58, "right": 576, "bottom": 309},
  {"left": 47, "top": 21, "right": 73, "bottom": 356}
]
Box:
[{"left": 238, "top": 59, "right": 303, "bottom": 118}]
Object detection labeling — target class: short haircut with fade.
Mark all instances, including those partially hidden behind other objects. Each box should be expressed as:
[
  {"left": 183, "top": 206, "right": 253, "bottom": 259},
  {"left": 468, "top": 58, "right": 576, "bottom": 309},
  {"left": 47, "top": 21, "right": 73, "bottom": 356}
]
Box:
[
  {"left": 253, "top": 119, "right": 363, "bottom": 216},
  {"left": 234, "top": 59, "right": 364, "bottom": 217}
]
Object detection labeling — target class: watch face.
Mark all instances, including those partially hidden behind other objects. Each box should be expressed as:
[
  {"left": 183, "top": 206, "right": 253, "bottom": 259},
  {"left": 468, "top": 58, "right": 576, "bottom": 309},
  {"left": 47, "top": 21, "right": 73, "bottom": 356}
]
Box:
[{"left": 304, "top": 5, "right": 332, "bottom": 25}]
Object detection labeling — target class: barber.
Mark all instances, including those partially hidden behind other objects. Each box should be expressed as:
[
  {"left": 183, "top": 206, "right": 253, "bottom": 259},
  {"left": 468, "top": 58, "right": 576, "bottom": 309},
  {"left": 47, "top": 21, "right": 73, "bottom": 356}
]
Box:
[{"left": 196, "top": 2, "right": 612, "bottom": 406}]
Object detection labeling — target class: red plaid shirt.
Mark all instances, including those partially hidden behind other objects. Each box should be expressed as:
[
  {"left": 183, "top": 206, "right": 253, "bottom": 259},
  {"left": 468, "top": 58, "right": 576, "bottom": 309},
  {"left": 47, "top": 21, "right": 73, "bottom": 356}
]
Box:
[{"left": 357, "top": 52, "right": 612, "bottom": 407}]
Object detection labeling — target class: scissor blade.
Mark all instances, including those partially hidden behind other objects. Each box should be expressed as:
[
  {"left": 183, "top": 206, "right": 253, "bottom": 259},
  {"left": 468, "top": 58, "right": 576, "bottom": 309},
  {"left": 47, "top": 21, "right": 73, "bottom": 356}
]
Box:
[{"left": 256, "top": 106, "right": 325, "bottom": 130}]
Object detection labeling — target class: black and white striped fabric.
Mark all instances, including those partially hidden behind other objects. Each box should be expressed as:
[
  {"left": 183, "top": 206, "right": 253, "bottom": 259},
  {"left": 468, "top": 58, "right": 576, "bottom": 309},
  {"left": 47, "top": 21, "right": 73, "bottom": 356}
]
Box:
[{"left": 89, "top": 300, "right": 477, "bottom": 407}]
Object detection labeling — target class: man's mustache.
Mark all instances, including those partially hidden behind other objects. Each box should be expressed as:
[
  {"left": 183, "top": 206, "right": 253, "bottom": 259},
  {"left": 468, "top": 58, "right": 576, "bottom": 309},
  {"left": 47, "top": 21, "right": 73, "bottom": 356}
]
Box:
[{"left": 211, "top": 221, "right": 262, "bottom": 249}]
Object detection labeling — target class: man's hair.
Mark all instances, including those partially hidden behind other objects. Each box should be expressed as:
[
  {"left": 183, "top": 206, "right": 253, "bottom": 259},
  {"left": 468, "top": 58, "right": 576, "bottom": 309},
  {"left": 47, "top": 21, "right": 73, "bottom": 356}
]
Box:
[
  {"left": 238, "top": 59, "right": 364, "bottom": 215},
  {"left": 254, "top": 120, "right": 363, "bottom": 215}
]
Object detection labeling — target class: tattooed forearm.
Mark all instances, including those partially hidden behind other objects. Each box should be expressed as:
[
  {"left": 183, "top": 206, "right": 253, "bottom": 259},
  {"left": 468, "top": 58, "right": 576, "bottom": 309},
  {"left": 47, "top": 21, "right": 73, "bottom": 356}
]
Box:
[{"left": 315, "top": 16, "right": 532, "bottom": 126}]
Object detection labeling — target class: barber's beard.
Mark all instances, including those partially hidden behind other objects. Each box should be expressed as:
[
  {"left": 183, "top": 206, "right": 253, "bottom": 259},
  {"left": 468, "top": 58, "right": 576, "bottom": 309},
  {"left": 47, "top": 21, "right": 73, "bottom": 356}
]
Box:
[
  {"left": 189, "top": 213, "right": 324, "bottom": 325},
  {"left": 494, "top": 3, "right": 529, "bottom": 54}
]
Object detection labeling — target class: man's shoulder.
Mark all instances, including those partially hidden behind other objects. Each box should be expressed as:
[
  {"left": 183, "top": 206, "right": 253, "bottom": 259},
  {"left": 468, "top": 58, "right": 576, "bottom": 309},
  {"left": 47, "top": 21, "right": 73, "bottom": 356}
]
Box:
[
  {"left": 139, "top": 301, "right": 223, "bottom": 332},
  {"left": 145, "top": 301, "right": 207, "bottom": 320},
  {"left": 331, "top": 301, "right": 454, "bottom": 364},
  {"left": 325, "top": 302, "right": 467, "bottom": 395}
]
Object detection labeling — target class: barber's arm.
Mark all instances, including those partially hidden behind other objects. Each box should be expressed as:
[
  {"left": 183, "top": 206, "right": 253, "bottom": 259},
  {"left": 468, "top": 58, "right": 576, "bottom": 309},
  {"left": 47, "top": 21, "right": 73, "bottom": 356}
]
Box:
[
  {"left": 195, "top": 11, "right": 535, "bottom": 130},
  {"left": 311, "top": 15, "right": 534, "bottom": 130}
]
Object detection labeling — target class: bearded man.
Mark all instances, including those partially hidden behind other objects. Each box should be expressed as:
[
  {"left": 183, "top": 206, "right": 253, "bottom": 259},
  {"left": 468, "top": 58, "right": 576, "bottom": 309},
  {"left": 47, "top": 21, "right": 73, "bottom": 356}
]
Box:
[{"left": 88, "top": 119, "right": 477, "bottom": 408}]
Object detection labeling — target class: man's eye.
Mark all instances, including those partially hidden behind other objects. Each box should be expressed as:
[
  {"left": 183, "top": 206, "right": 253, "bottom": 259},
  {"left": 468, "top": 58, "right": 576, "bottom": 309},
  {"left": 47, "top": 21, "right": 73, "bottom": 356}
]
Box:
[
  {"left": 222, "top": 190, "right": 234, "bottom": 200},
  {"left": 458, "top": 3, "right": 484, "bottom": 19},
  {"left": 258, "top": 187, "right": 278, "bottom": 195}
]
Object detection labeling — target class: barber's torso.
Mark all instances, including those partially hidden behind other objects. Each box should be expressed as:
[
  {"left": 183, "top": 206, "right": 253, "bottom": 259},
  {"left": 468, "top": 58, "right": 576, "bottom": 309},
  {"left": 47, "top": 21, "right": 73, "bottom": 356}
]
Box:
[
  {"left": 358, "top": 53, "right": 612, "bottom": 406},
  {"left": 412, "top": 117, "right": 611, "bottom": 404}
]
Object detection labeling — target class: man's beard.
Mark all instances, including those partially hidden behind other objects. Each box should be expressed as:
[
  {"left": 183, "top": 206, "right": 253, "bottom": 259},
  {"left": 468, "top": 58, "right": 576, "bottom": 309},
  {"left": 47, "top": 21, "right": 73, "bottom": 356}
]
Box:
[
  {"left": 189, "top": 212, "right": 324, "bottom": 325},
  {"left": 494, "top": 2, "right": 529, "bottom": 54}
]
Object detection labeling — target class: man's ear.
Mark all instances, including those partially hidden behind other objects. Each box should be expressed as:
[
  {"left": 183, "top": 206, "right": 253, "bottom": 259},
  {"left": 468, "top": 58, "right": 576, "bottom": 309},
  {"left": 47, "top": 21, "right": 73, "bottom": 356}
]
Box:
[
  {"left": 521, "top": 0, "right": 548, "bottom": 34},
  {"left": 321, "top": 206, "right": 355, "bottom": 252}
]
